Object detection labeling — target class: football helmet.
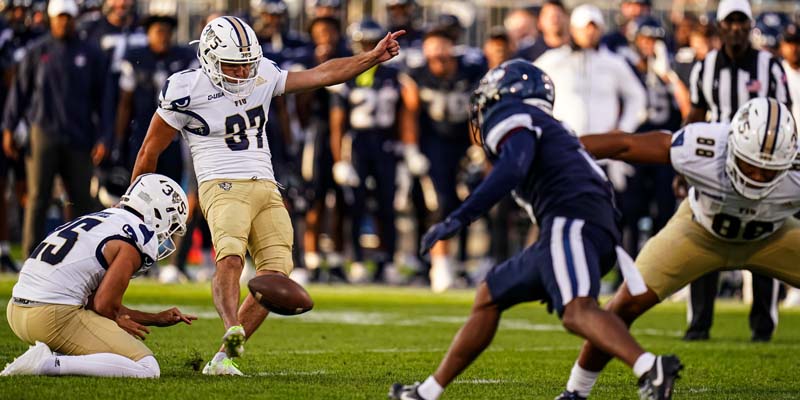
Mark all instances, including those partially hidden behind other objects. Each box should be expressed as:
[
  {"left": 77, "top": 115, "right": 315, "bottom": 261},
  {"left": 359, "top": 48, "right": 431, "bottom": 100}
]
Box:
[
  {"left": 251, "top": 0, "right": 286, "bottom": 15},
  {"left": 469, "top": 59, "right": 555, "bottom": 155},
  {"left": 119, "top": 174, "right": 189, "bottom": 260},
  {"left": 726, "top": 98, "right": 798, "bottom": 199},
  {"left": 197, "top": 16, "right": 262, "bottom": 98},
  {"left": 347, "top": 19, "right": 384, "bottom": 53}
]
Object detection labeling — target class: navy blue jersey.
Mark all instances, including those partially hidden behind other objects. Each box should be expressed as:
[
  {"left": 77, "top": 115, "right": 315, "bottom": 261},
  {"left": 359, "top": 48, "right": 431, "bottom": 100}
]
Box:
[
  {"left": 409, "top": 56, "right": 485, "bottom": 142},
  {"left": 260, "top": 31, "right": 312, "bottom": 69},
  {"left": 119, "top": 46, "right": 196, "bottom": 139},
  {"left": 482, "top": 103, "right": 619, "bottom": 233},
  {"left": 636, "top": 67, "right": 682, "bottom": 132},
  {"left": 330, "top": 65, "right": 402, "bottom": 137}
]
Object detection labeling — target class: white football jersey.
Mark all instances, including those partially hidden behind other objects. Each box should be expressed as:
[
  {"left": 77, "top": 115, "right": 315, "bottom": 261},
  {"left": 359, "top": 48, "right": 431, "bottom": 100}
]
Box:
[
  {"left": 670, "top": 122, "right": 800, "bottom": 242},
  {"left": 156, "top": 59, "right": 288, "bottom": 183},
  {"left": 12, "top": 208, "right": 159, "bottom": 306}
]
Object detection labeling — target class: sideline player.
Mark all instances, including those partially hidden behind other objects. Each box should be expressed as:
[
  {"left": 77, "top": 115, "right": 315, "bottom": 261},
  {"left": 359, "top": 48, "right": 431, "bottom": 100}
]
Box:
[
  {"left": 389, "top": 60, "right": 681, "bottom": 400},
  {"left": 559, "top": 97, "right": 798, "bottom": 399},
  {"left": 330, "top": 19, "right": 411, "bottom": 277},
  {"left": 131, "top": 16, "right": 404, "bottom": 375},
  {"left": 2, "top": 173, "right": 193, "bottom": 378}
]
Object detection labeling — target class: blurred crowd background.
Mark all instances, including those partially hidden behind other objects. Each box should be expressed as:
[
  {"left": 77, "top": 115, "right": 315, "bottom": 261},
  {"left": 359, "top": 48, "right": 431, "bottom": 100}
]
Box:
[{"left": 0, "top": 0, "right": 799, "bottom": 305}]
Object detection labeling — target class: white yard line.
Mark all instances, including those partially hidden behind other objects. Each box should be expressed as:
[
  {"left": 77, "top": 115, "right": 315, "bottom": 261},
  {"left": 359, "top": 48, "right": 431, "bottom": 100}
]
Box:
[{"left": 126, "top": 304, "right": 682, "bottom": 336}]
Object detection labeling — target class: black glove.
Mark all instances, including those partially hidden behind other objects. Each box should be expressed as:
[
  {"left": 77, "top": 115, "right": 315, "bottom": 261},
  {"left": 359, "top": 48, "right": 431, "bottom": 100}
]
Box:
[{"left": 420, "top": 217, "right": 464, "bottom": 257}]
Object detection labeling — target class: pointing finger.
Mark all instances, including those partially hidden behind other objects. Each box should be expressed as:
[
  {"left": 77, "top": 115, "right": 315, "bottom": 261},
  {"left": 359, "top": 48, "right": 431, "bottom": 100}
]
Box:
[{"left": 390, "top": 30, "right": 407, "bottom": 40}]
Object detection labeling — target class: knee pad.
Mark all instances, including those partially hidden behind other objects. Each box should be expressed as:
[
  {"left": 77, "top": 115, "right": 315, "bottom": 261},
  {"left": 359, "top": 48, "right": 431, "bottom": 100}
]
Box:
[{"left": 137, "top": 356, "right": 160, "bottom": 378}]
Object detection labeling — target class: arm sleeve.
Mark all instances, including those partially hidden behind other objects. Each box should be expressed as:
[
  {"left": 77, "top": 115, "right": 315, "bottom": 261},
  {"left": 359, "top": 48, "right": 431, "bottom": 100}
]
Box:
[
  {"left": 615, "top": 56, "right": 647, "bottom": 132},
  {"left": 449, "top": 131, "right": 535, "bottom": 224},
  {"left": 689, "top": 59, "right": 707, "bottom": 109}
]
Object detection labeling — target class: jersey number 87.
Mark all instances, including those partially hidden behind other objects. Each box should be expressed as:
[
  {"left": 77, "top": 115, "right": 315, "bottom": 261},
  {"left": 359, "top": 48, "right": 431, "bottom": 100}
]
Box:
[{"left": 225, "top": 105, "right": 267, "bottom": 151}]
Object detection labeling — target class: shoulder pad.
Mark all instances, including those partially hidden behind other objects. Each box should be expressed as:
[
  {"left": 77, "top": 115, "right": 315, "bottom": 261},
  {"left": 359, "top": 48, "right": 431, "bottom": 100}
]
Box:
[{"left": 158, "top": 71, "right": 196, "bottom": 111}]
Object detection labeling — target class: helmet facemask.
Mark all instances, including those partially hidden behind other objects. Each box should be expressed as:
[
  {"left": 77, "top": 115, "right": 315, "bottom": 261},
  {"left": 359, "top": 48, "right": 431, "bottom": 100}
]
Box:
[{"left": 725, "top": 98, "right": 798, "bottom": 200}]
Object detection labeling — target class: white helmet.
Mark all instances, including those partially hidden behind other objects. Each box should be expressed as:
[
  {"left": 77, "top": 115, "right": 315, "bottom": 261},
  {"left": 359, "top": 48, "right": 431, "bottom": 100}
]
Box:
[
  {"left": 197, "top": 16, "right": 262, "bottom": 98},
  {"left": 119, "top": 174, "right": 189, "bottom": 260},
  {"left": 726, "top": 98, "right": 798, "bottom": 200}
]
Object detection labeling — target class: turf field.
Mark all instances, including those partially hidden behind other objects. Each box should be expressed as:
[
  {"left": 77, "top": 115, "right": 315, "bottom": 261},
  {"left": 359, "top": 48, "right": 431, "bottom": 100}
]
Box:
[{"left": 0, "top": 275, "right": 798, "bottom": 399}]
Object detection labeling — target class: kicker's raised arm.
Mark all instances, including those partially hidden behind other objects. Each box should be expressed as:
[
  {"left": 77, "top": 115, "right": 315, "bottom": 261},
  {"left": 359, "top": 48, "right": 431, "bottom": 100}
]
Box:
[
  {"left": 580, "top": 131, "right": 673, "bottom": 164},
  {"left": 284, "top": 30, "right": 405, "bottom": 94}
]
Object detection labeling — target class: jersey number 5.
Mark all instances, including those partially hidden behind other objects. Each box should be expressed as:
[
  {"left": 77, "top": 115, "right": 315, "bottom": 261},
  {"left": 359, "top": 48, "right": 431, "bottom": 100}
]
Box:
[
  {"left": 225, "top": 106, "right": 266, "bottom": 151},
  {"left": 30, "top": 217, "right": 103, "bottom": 265}
]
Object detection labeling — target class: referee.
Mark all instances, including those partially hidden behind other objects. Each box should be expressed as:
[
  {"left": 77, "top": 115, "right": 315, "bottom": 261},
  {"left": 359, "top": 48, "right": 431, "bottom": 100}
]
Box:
[{"left": 685, "top": 0, "right": 791, "bottom": 342}]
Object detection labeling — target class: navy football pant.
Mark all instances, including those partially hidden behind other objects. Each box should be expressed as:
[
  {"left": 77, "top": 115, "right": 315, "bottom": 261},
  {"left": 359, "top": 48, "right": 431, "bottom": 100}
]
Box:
[{"left": 486, "top": 217, "right": 618, "bottom": 317}]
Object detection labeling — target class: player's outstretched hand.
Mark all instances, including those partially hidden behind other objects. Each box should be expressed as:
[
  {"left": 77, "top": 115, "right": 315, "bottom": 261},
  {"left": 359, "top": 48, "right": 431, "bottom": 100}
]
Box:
[
  {"left": 371, "top": 30, "right": 406, "bottom": 63},
  {"left": 420, "top": 217, "right": 463, "bottom": 257},
  {"left": 155, "top": 307, "right": 198, "bottom": 327},
  {"left": 116, "top": 314, "right": 150, "bottom": 340}
]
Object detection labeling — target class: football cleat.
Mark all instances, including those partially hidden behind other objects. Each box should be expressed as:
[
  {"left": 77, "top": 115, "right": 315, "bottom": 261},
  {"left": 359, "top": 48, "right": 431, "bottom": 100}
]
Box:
[
  {"left": 222, "top": 325, "right": 246, "bottom": 358},
  {"left": 388, "top": 382, "right": 426, "bottom": 399},
  {"left": 1, "top": 341, "right": 52, "bottom": 376},
  {"left": 637, "top": 355, "right": 683, "bottom": 400},
  {"left": 202, "top": 357, "right": 243, "bottom": 376},
  {"left": 554, "top": 390, "right": 587, "bottom": 400},
  {"left": 0, "top": 254, "right": 19, "bottom": 273}
]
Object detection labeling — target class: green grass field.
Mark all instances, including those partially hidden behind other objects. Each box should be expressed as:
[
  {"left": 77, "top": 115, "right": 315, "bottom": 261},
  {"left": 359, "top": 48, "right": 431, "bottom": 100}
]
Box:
[{"left": 0, "top": 275, "right": 798, "bottom": 399}]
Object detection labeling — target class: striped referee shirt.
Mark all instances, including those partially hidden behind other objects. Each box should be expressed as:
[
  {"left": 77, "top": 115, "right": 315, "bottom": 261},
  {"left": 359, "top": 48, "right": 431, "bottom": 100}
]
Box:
[{"left": 689, "top": 47, "right": 791, "bottom": 123}]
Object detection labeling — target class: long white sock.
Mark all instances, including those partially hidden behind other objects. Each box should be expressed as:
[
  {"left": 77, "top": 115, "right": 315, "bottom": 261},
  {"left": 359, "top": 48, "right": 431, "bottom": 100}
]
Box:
[
  {"left": 39, "top": 353, "right": 160, "bottom": 378},
  {"left": 566, "top": 362, "right": 600, "bottom": 397},
  {"left": 633, "top": 352, "right": 656, "bottom": 378},
  {"left": 417, "top": 376, "right": 444, "bottom": 400}
]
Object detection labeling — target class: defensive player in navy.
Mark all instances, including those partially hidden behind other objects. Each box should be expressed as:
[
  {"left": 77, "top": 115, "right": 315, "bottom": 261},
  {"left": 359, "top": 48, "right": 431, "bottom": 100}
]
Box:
[
  {"left": 2, "top": 174, "right": 193, "bottom": 378},
  {"left": 389, "top": 60, "right": 681, "bottom": 400},
  {"left": 404, "top": 28, "right": 486, "bottom": 292},
  {"left": 330, "top": 19, "right": 411, "bottom": 280},
  {"left": 560, "top": 97, "right": 799, "bottom": 399},
  {"left": 131, "top": 16, "right": 404, "bottom": 375}
]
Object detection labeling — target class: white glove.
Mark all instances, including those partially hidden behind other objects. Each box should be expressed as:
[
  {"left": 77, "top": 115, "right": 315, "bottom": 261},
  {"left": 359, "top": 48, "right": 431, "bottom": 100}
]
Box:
[
  {"left": 332, "top": 161, "right": 360, "bottom": 187},
  {"left": 606, "top": 160, "right": 635, "bottom": 192},
  {"left": 651, "top": 40, "right": 670, "bottom": 79},
  {"left": 404, "top": 144, "right": 430, "bottom": 177}
]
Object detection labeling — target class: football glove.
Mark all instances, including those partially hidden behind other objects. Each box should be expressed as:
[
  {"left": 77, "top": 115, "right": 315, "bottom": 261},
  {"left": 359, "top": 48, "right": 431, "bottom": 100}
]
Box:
[
  {"left": 332, "top": 161, "right": 360, "bottom": 187},
  {"left": 420, "top": 217, "right": 463, "bottom": 256},
  {"left": 404, "top": 144, "right": 430, "bottom": 177}
]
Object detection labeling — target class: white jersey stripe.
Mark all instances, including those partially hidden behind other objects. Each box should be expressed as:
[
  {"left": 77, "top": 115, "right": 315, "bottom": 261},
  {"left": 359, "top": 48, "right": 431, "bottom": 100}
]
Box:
[
  {"left": 550, "top": 217, "right": 573, "bottom": 305},
  {"left": 568, "top": 219, "right": 591, "bottom": 297}
]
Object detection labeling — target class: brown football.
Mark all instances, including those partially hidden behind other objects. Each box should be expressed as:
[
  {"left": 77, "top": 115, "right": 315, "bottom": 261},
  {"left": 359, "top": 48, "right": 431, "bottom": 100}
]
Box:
[{"left": 247, "top": 274, "right": 314, "bottom": 315}]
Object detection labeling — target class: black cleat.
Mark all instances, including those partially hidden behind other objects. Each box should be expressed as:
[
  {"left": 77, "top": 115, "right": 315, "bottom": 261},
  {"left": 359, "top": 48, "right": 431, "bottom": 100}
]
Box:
[
  {"left": 389, "top": 382, "right": 426, "bottom": 400},
  {"left": 682, "top": 330, "right": 709, "bottom": 341},
  {"left": 751, "top": 332, "right": 772, "bottom": 342},
  {"left": 638, "top": 355, "right": 683, "bottom": 400},
  {"left": 554, "top": 390, "right": 587, "bottom": 400},
  {"left": 0, "top": 254, "right": 18, "bottom": 273}
]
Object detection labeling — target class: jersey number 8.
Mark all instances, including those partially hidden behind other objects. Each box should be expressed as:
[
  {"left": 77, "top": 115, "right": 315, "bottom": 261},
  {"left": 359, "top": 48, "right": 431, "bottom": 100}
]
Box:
[{"left": 711, "top": 213, "right": 774, "bottom": 240}]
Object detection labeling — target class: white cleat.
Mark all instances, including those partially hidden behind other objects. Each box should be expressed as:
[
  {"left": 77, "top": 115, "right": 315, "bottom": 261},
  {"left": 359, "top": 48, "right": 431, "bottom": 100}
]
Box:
[
  {"left": 202, "top": 358, "right": 243, "bottom": 376},
  {"left": 1, "top": 341, "right": 52, "bottom": 376},
  {"left": 222, "top": 325, "right": 246, "bottom": 358}
]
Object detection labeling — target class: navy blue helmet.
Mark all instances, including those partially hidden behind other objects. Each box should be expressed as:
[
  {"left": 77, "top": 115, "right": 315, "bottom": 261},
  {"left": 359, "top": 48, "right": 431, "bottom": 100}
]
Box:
[
  {"left": 753, "top": 13, "right": 786, "bottom": 51},
  {"left": 630, "top": 16, "right": 666, "bottom": 39},
  {"left": 386, "top": 0, "right": 414, "bottom": 6},
  {"left": 348, "top": 19, "right": 385, "bottom": 53},
  {"left": 253, "top": 0, "right": 287, "bottom": 15},
  {"left": 469, "top": 59, "right": 555, "bottom": 154},
  {"left": 314, "top": 0, "right": 341, "bottom": 7}
]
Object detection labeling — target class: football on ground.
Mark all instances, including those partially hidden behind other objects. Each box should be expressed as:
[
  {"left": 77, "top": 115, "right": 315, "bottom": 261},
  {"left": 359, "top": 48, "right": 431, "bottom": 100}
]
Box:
[{"left": 248, "top": 274, "right": 314, "bottom": 315}]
